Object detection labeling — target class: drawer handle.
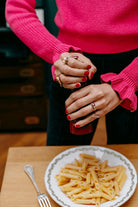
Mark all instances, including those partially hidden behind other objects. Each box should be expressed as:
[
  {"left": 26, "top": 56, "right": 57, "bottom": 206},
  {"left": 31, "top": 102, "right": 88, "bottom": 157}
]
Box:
[
  {"left": 20, "top": 69, "right": 35, "bottom": 77},
  {"left": 24, "top": 116, "right": 40, "bottom": 125},
  {"left": 20, "top": 85, "right": 36, "bottom": 94}
]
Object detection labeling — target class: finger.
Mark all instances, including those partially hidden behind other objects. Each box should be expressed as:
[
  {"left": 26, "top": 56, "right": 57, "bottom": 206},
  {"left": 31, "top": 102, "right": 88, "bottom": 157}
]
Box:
[
  {"left": 61, "top": 52, "right": 96, "bottom": 72},
  {"left": 62, "top": 81, "right": 85, "bottom": 90},
  {"left": 74, "top": 101, "right": 117, "bottom": 128},
  {"left": 54, "top": 67, "right": 61, "bottom": 78},
  {"left": 60, "top": 73, "right": 87, "bottom": 85},
  {"left": 66, "top": 93, "right": 90, "bottom": 112},
  {"left": 63, "top": 83, "right": 81, "bottom": 90},
  {"left": 67, "top": 56, "right": 92, "bottom": 70},
  {"left": 88, "top": 65, "right": 97, "bottom": 80},
  {"left": 54, "top": 60, "right": 90, "bottom": 77},
  {"left": 72, "top": 53, "right": 97, "bottom": 74},
  {"left": 66, "top": 100, "right": 101, "bottom": 120},
  {"left": 71, "top": 53, "right": 97, "bottom": 80},
  {"left": 55, "top": 64, "right": 88, "bottom": 90},
  {"left": 65, "top": 85, "right": 91, "bottom": 108},
  {"left": 71, "top": 53, "right": 92, "bottom": 64},
  {"left": 66, "top": 104, "right": 93, "bottom": 120},
  {"left": 66, "top": 96, "right": 91, "bottom": 115},
  {"left": 73, "top": 112, "right": 100, "bottom": 128}
]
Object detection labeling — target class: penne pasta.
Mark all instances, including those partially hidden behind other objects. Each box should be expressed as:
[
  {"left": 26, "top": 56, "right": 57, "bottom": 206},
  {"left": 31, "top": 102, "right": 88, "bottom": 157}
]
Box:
[
  {"left": 59, "top": 172, "right": 82, "bottom": 180},
  {"left": 90, "top": 168, "right": 99, "bottom": 183},
  {"left": 101, "top": 166, "right": 118, "bottom": 173},
  {"left": 64, "top": 164, "right": 81, "bottom": 171},
  {"left": 55, "top": 153, "right": 127, "bottom": 206},
  {"left": 118, "top": 173, "right": 127, "bottom": 190},
  {"left": 101, "top": 160, "right": 108, "bottom": 170},
  {"left": 79, "top": 153, "right": 99, "bottom": 161}
]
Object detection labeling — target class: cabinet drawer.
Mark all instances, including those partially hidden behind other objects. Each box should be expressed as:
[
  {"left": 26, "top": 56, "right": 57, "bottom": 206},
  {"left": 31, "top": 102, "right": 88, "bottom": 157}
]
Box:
[
  {"left": 0, "top": 63, "right": 44, "bottom": 79},
  {"left": 0, "top": 97, "right": 48, "bottom": 131},
  {"left": 0, "top": 79, "right": 46, "bottom": 96},
  {"left": 0, "top": 96, "right": 48, "bottom": 108},
  {"left": 0, "top": 111, "right": 47, "bottom": 131}
]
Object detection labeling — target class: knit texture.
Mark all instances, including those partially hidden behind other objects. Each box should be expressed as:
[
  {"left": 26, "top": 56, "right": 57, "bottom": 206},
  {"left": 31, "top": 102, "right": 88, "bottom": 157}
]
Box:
[
  {"left": 5, "top": 0, "right": 138, "bottom": 110},
  {"left": 101, "top": 58, "right": 138, "bottom": 111}
]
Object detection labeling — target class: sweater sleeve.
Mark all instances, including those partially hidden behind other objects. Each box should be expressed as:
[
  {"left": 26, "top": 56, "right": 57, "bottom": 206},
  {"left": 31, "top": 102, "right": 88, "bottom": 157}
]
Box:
[
  {"left": 5, "top": 0, "right": 81, "bottom": 79},
  {"left": 100, "top": 57, "right": 138, "bottom": 112}
]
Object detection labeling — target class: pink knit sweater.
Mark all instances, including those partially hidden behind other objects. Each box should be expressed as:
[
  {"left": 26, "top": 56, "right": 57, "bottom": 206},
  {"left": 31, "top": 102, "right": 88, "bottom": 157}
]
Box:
[{"left": 5, "top": 0, "right": 138, "bottom": 111}]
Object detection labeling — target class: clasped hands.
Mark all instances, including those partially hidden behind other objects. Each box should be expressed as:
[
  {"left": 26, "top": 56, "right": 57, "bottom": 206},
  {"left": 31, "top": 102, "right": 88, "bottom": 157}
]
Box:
[{"left": 54, "top": 52, "right": 122, "bottom": 128}]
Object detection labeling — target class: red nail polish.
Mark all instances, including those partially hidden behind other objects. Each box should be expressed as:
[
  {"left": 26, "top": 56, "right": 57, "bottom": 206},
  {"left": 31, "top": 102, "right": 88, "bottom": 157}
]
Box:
[
  {"left": 90, "top": 72, "right": 94, "bottom": 79},
  {"left": 65, "top": 105, "right": 67, "bottom": 108},
  {"left": 70, "top": 120, "right": 93, "bottom": 135},
  {"left": 75, "top": 124, "right": 80, "bottom": 128},
  {"left": 76, "top": 83, "right": 81, "bottom": 88},
  {"left": 65, "top": 109, "right": 68, "bottom": 114},
  {"left": 87, "top": 65, "right": 91, "bottom": 69},
  {"left": 67, "top": 115, "right": 71, "bottom": 120},
  {"left": 84, "top": 71, "right": 89, "bottom": 76},
  {"left": 69, "top": 77, "right": 93, "bottom": 135},
  {"left": 82, "top": 77, "right": 87, "bottom": 82}
]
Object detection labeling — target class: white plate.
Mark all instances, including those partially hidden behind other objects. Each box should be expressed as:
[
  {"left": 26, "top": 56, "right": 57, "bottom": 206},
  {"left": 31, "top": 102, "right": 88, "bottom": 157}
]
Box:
[{"left": 44, "top": 146, "right": 137, "bottom": 207}]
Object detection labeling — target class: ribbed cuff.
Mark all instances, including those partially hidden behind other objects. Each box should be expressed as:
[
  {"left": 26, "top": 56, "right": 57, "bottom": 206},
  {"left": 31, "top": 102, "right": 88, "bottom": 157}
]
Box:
[{"left": 100, "top": 73, "right": 137, "bottom": 112}]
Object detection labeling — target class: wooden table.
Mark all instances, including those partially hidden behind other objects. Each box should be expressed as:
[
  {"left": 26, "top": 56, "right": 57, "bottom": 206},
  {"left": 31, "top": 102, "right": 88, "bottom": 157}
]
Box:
[{"left": 0, "top": 145, "right": 138, "bottom": 207}]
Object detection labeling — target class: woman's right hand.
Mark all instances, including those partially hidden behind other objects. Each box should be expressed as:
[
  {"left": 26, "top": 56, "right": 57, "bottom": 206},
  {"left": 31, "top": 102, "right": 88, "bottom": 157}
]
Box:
[{"left": 54, "top": 52, "right": 97, "bottom": 89}]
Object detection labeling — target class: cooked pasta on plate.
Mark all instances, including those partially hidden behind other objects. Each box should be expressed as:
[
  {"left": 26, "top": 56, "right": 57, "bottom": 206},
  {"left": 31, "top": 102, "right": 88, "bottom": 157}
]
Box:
[{"left": 45, "top": 146, "right": 137, "bottom": 207}]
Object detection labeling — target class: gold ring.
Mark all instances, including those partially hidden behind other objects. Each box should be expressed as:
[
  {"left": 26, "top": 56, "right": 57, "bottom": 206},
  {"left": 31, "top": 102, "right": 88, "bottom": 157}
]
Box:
[
  {"left": 55, "top": 74, "right": 63, "bottom": 87},
  {"left": 62, "top": 56, "right": 69, "bottom": 64},
  {"left": 91, "top": 102, "right": 96, "bottom": 111}
]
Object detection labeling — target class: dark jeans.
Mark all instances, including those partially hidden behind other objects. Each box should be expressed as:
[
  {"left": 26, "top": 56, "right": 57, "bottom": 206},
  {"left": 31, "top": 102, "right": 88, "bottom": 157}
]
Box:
[{"left": 46, "top": 49, "right": 138, "bottom": 145}]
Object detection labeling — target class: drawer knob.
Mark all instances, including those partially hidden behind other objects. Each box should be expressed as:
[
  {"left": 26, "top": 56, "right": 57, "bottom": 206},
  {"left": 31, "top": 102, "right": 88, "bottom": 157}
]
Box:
[
  {"left": 20, "top": 85, "right": 36, "bottom": 94},
  {"left": 20, "top": 69, "right": 35, "bottom": 77},
  {"left": 24, "top": 116, "right": 40, "bottom": 125}
]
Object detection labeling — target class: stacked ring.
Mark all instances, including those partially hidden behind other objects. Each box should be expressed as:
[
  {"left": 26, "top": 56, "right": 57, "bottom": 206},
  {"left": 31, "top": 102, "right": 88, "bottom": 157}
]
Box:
[
  {"left": 73, "top": 56, "right": 79, "bottom": 60},
  {"left": 55, "top": 74, "right": 63, "bottom": 87},
  {"left": 91, "top": 102, "right": 96, "bottom": 111},
  {"left": 62, "top": 56, "right": 69, "bottom": 64}
]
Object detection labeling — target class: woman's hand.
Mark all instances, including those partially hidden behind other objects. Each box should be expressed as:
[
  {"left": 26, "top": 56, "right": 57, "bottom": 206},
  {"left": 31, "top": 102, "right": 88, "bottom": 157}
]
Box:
[
  {"left": 65, "top": 83, "right": 123, "bottom": 128},
  {"left": 54, "top": 52, "right": 97, "bottom": 89}
]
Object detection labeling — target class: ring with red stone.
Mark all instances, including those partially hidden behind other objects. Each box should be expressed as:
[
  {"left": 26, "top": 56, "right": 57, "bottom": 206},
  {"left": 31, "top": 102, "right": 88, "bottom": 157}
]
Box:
[
  {"left": 91, "top": 102, "right": 96, "bottom": 111},
  {"left": 73, "top": 56, "right": 79, "bottom": 60}
]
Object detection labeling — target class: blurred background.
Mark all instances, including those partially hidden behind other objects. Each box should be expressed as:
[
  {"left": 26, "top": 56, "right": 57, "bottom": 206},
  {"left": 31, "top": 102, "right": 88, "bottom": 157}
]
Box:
[{"left": 0, "top": 0, "right": 59, "bottom": 132}]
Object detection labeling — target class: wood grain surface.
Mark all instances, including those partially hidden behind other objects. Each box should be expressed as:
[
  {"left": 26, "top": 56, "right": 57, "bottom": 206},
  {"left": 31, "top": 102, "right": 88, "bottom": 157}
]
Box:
[
  {"left": 0, "top": 116, "right": 107, "bottom": 191},
  {"left": 0, "top": 144, "right": 138, "bottom": 207}
]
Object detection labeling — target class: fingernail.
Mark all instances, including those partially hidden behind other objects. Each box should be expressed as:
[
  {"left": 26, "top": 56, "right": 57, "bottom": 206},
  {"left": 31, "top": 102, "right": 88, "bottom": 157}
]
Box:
[
  {"left": 82, "top": 77, "right": 87, "bottom": 81},
  {"left": 90, "top": 72, "right": 94, "bottom": 79},
  {"left": 76, "top": 83, "right": 81, "bottom": 88},
  {"left": 67, "top": 115, "right": 71, "bottom": 120},
  {"left": 87, "top": 65, "right": 91, "bottom": 69},
  {"left": 65, "top": 109, "right": 68, "bottom": 114},
  {"left": 75, "top": 124, "right": 80, "bottom": 128},
  {"left": 84, "top": 71, "right": 89, "bottom": 76}
]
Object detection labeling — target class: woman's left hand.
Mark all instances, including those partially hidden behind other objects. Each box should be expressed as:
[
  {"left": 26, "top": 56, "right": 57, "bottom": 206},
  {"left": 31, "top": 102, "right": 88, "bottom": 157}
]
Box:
[{"left": 65, "top": 83, "right": 123, "bottom": 128}]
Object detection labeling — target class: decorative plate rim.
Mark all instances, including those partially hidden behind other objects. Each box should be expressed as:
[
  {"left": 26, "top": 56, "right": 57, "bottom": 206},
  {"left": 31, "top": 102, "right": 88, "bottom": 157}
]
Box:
[{"left": 44, "top": 146, "right": 137, "bottom": 207}]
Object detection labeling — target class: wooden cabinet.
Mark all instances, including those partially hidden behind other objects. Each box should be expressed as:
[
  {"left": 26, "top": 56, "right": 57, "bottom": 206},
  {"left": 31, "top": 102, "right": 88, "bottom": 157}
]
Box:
[
  {"left": 0, "top": 0, "right": 49, "bottom": 132},
  {"left": 0, "top": 96, "right": 48, "bottom": 131},
  {"left": 0, "top": 45, "right": 48, "bottom": 132},
  {"left": 0, "top": 65, "right": 45, "bottom": 96},
  {"left": 0, "top": 53, "right": 48, "bottom": 132}
]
